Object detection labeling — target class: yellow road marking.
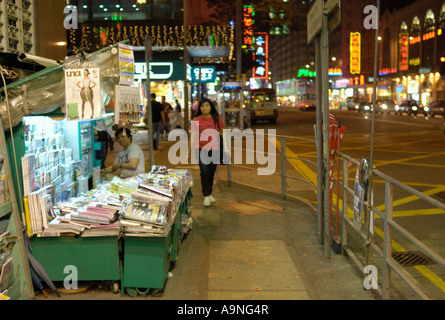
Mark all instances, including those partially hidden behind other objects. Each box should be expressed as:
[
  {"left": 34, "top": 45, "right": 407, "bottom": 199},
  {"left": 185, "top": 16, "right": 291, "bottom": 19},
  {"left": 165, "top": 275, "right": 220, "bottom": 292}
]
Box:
[
  {"left": 373, "top": 228, "right": 445, "bottom": 293},
  {"left": 279, "top": 139, "right": 445, "bottom": 294}
]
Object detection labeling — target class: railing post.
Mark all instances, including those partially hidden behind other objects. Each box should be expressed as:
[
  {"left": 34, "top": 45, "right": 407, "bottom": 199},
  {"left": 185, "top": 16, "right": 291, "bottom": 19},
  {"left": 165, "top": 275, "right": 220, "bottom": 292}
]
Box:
[
  {"left": 280, "top": 136, "right": 287, "bottom": 200},
  {"left": 342, "top": 156, "right": 348, "bottom": 249},
  {"left": 382, "top": 180, "right": 393, "bottom": 300}
]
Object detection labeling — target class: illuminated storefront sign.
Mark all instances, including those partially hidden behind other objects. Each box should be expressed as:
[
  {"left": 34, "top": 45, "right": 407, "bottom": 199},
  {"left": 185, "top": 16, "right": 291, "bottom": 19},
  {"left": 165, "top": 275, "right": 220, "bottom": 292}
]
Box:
[
  {"left": 191, "top": 66, "right": 216, "bottom": 83},
  {"left": 409, "top": 57, "right": 420, "bottom": 66},
  {"left": 349, "top": 74, "right": 365, "bottom": 86},
  {"left": 328, "top": 68, "right": 342, "bottom": 76},
  {"left": 243, "top": 5, "right": 255, "bottom": 52},
  {"left": 379, "top": 68, "right": 397, "bottom": 75},
  {"left": 253, "top": 32, "right": 268, "bottom": 79},
  {"left": 399, "top": 33, "right": 409, "bottom": 71},
  {"left": 407, "top": 79, "right": 418, "bottom": 94},
  {"left": 334, "top": 79, "right": 350, "bottom": 88},
  {"left": 409, "top": 36, "right": 421, "bottom": 45},
  {"left": 422, "top": 30, "right": 436, "bottom": 41},
  {"left": 350, "top": 32, "right": 361, "bottom": 74},
  {"left": 297, "top": 68, "right": 316, "bottom": 78},
  {"left": 134, "top": 61, "right": 184, "bottom": 81}
]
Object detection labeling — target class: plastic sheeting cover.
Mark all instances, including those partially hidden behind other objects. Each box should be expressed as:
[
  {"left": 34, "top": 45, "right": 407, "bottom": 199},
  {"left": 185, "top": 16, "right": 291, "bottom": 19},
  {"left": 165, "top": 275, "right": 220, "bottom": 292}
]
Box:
[{"left": 0, "top": 48, "right": 120, "bottom": 130}]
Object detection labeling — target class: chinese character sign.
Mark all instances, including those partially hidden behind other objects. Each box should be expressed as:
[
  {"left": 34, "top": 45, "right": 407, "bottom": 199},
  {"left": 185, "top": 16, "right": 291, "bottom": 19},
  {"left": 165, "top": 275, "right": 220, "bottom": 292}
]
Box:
[
  {"left": 243, "top": 5, "right": 255, "bottom": 52},
  {"left": 350, "top": 32, "right": 361, "bottom": 75},
  {"left": 192, "top": 66, "right": 216, "bottom": 84},
  {"left": 399, "top": 33, "right": 409, "bottom": 72},
  {"left": 253, "top": 32, "right": 268, "bottom": 79}
]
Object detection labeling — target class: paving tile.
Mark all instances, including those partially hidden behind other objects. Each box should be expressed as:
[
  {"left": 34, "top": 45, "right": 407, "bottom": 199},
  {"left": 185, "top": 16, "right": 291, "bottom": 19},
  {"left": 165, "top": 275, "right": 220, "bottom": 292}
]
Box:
[
  {"left": 207, "top": 290, "right": 310, "bottom": 300},
  {"left": 208, "top": 261, "right": 306, "bottom": 291}
]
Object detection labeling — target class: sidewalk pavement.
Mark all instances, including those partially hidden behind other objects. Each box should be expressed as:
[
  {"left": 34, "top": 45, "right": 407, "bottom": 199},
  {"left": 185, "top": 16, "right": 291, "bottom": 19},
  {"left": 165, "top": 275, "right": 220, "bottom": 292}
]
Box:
[{"left": 36, "top": 130, "right": 379, "bottom": 300}]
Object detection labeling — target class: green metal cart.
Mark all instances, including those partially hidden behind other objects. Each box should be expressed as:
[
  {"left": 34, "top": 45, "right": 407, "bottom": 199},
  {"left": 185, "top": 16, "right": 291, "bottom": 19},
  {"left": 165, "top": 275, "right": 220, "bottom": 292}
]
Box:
[
  {"left": 29, "top": 236, "right": 122, "bottom": 293},
  {"left": 122, "top": 190, "right": 191, "bottom": 297}
]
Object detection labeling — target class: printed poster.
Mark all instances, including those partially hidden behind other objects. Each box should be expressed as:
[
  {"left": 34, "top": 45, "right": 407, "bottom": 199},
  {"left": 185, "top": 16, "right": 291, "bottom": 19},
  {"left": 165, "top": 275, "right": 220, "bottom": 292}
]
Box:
[
  {"left": 119, "top": 44, "right": 135, "bottom": 86},
  {"left": 353, "top": 167, "right": 365, "bottom": 230},
  {"left": 65, "top": 68, "right": 102, "bottom": 120}
]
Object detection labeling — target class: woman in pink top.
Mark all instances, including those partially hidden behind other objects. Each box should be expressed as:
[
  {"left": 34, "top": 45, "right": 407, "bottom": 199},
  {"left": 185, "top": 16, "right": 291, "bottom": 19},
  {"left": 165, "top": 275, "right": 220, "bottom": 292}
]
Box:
[{"left": 192, "top": 98, "right": 225, "bottom": 207}]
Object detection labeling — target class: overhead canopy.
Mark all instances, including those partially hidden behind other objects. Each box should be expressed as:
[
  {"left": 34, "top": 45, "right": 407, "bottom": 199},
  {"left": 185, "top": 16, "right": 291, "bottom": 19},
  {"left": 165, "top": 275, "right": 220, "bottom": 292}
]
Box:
[{"left": 0, "top": 44, "right": 124, "bottom": 130}]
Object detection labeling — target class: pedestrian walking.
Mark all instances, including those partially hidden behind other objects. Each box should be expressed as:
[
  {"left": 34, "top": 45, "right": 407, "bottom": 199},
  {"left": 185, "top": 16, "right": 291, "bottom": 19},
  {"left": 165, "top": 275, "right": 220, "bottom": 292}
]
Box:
[
  {"left": 145, "top": 93, "right": 164, "bottom": 150},
  {"left": 192, "top": 98, "right": 225, "bottom": 207}
]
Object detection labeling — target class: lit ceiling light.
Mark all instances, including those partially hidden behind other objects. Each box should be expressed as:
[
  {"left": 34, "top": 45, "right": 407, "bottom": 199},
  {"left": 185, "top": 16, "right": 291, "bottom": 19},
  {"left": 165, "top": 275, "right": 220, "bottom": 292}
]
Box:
[
  {"left": 56, "top": 41, "right": 66, "bottom": 46},
  {"left": 104, "top": 8, "right": 108, "bottom": 11}
]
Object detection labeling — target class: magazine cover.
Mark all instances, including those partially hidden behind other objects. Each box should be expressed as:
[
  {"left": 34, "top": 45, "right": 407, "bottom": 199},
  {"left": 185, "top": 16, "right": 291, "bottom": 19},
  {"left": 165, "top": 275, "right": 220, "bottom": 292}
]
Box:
[{"left": 65, "top": 68, "right": 102, "bottom": 120}]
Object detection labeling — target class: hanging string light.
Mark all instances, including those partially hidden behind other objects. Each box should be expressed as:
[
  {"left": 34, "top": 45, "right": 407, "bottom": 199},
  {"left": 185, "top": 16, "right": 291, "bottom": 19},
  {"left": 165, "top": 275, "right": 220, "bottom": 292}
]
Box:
[{"left": 70, "top": 24, "right": 234, "bottom": 58}]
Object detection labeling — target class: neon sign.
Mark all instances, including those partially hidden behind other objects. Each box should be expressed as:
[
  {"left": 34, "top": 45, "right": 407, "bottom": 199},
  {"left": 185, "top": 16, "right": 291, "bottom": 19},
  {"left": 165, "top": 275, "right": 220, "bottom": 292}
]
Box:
[
  {"left": 328, "top": 68, "right": 342, "bottom": 76},
  {"left": 350, "top": 32, "right": 361, "bottom": 75},
  {"left": 409, "top": 36, "right": 420, "bottom": 45},
  {"left": 253, "top": 32, "right": 268, "bottom": 79},
  {"left": 349, "top": 74, "right": 365, "bottom": 86},
  {"left": 422, "top": 30, "right": 435, "bottom": 41},
  {"left": 399, "top": 33, "right": 409, "bottom": 71},
  {"left": 297, "top": 68, "right": 316, "bottom": 78},
  {"left": 243, "top": 5, "right": 255, "bottom": 52},
  {"left": 192, "top": 66, "right": 216, "bottom": 83}
]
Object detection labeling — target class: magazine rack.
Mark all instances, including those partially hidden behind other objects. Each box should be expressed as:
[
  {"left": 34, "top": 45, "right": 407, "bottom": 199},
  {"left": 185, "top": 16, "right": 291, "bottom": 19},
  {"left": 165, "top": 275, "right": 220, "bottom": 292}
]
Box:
[{"left": 0, "top": 116, "right": 34, "bottom": 300}]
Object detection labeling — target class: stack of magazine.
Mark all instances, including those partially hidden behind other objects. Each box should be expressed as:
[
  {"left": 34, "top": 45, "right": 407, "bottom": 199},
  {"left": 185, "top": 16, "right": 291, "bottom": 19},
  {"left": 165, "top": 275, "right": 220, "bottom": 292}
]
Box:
[
  {"left": 120, "top": 198, "right": 169, "bottom": 237},
  {"left": 41, "top": 202, "right": 121, "bottom": 237}
]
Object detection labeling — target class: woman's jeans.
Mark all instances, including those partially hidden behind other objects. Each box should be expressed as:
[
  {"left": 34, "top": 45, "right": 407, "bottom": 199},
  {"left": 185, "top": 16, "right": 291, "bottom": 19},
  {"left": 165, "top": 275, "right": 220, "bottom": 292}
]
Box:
[{"left": 198, "top": 149, "right": 217, "bottom": 197}]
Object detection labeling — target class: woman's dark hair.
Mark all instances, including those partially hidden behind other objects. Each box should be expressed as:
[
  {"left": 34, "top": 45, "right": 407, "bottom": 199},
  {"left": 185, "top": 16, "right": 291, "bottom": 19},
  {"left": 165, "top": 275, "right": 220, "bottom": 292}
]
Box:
[
  {"left": 115, "top": 127, "right": 132, "bottom": 141},
  {"left": 196, "top": 98, "right": 220, "bottom": 128}
]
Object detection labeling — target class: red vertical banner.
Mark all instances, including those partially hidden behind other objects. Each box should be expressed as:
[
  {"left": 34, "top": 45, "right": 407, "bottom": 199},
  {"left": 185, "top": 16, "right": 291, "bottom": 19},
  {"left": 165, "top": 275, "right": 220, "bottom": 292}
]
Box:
[
  {"left": 350, "top": 32, "right": 361, "bottom": 75},
  {"left": 399, "top": 33, "right": 409, "bottom": 71},
  {"left": 253, "top": 32, "right": 268, "bottom": 79},
  {"left": 243, "top": 5, "right": 255, "bottom": 53}
]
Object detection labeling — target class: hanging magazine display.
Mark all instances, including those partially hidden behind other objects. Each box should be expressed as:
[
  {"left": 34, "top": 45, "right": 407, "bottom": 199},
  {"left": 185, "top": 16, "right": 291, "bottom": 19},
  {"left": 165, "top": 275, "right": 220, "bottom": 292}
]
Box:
[
  {"left": 353, "top": 158, "right": 369, "bottom": 230},
  {"left": 65, "top": 68, "right": 102, "bottom": 120},
  {"left": 353, "top": 167, "right": 365, "bottom": 230},
  {"left": 118, "top": 44, "right": 135, "bottom": 86}
]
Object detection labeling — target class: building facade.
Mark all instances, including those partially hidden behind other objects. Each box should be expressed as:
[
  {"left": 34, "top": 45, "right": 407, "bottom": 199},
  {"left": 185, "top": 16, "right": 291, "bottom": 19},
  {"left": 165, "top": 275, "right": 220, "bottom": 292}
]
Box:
[{"left": 378, "top": 0, "right": 445, "bottom": 105}]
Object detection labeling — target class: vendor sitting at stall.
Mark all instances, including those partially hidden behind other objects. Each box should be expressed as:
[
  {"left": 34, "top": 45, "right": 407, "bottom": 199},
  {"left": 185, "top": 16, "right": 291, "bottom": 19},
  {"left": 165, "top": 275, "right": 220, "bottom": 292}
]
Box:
[{"left": 102, "top": 127, "right": 145, "bottom": 180}]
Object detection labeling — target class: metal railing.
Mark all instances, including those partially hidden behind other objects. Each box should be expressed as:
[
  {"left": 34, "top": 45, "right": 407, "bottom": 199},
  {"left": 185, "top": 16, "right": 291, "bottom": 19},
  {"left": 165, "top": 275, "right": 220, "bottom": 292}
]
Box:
[
  {"left": 220, "top": 133, "right": 319, "bottom": 211},
  {"left": 219, "top": 132, "right": 445, "bottom": 300},
  {"left": 339, "top": 153, "right": 445, "bottom": 300}
]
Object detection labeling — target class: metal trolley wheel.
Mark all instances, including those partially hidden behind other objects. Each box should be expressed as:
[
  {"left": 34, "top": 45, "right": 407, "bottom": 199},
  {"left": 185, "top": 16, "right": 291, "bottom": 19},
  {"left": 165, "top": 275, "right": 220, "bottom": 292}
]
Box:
[
  {"left": 111, "top": 281, "right": 120, "bottom": 294},
  {"left": 126, "top": 287, "right": 138, "bottom": 297}
]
